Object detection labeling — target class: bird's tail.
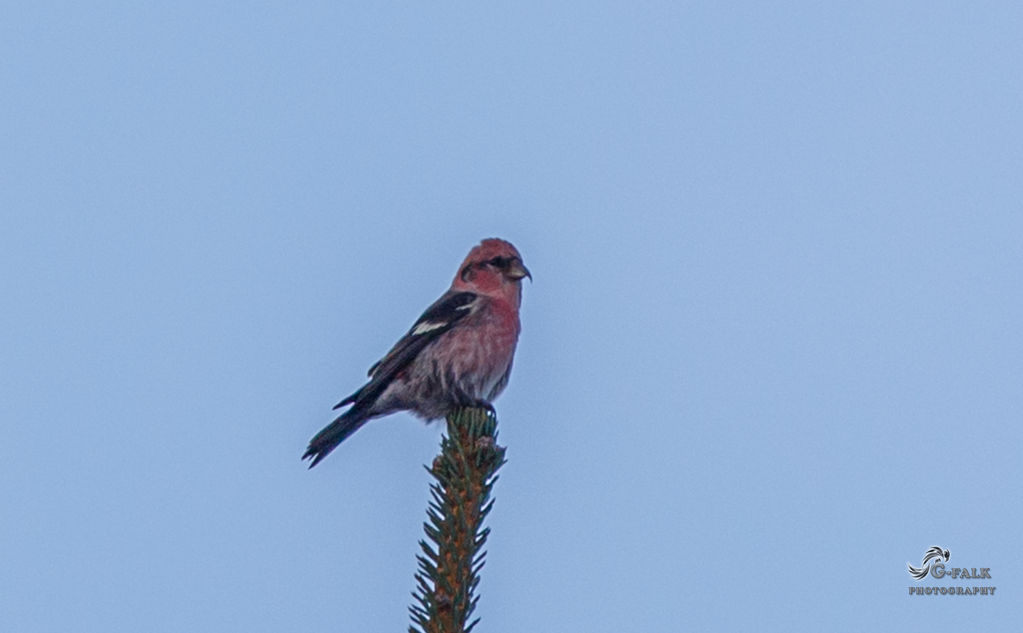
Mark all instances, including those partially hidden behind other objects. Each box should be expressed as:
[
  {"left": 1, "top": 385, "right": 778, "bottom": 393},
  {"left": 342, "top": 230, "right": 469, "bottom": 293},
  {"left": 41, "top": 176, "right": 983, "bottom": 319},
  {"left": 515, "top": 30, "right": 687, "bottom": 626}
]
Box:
[{"left": 303, "top": 408, "right": 371, "bottom": 468}]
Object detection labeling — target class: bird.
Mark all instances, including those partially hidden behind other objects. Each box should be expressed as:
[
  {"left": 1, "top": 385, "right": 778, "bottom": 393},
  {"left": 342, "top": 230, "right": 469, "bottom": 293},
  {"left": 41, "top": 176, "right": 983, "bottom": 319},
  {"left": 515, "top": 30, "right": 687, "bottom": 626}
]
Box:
[
  {"left": 908, "top": 546, "right": 950, "bottom": 580},
  {"left": 303, "top": 238, "right": 530, "bottom": 468}
]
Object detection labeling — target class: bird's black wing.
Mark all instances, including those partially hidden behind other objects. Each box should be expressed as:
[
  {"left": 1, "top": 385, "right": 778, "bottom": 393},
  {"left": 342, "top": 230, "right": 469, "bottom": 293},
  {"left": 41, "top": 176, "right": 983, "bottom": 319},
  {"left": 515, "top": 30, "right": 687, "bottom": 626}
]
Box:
[{"left": 332, "top": 290, "right": 478, "bottom": 410}]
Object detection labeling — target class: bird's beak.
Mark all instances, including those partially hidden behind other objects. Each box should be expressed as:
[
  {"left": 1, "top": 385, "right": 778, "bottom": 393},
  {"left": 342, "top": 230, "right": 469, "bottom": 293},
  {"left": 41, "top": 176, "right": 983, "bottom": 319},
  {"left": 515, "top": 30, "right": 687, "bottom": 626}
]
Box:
[{"left": 506, "top": 261, "right": 532, "bottom": 282}]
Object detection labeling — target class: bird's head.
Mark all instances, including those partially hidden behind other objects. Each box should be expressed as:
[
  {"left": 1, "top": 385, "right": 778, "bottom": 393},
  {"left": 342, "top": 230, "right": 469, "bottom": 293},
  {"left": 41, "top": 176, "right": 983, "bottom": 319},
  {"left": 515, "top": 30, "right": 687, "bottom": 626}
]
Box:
[{"left": 453, "top": 238, "right": 531, "bottom": 303}]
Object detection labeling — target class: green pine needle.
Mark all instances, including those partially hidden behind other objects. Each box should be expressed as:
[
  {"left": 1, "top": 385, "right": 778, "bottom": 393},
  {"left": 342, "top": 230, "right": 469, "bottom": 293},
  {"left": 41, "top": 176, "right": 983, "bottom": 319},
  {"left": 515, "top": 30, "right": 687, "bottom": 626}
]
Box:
[{"left": 409, "top": 407, "right": 506, "bottom": 633}]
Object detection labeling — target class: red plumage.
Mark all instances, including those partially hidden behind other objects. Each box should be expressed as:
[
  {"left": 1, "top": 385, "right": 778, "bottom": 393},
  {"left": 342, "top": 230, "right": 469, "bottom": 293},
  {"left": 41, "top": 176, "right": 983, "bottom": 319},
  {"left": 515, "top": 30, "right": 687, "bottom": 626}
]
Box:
[{"left": 303, "top": 238, "right": 530, "bottom": 467}]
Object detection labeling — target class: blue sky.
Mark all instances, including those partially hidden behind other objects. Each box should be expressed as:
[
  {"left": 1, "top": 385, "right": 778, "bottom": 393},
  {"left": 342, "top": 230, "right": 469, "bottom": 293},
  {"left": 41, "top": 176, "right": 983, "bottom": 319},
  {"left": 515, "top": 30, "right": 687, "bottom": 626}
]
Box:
[{"left": 2, "top": 3, "right": 1020, "bottom": 631}]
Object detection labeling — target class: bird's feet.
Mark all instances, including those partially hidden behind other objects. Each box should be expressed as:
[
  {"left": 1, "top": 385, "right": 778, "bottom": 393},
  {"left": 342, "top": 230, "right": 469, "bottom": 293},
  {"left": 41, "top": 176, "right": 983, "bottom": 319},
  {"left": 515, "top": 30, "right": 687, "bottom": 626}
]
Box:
[{"left": 470, "top": 399, "right": 496, "bottom": 417}]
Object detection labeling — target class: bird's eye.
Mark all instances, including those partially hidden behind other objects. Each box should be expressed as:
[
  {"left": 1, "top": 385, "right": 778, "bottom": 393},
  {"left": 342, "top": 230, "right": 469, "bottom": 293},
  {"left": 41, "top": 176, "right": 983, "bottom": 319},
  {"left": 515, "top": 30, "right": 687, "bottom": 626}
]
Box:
[{"left": 488, "top": 256, "right": 507, "bottom": 268}]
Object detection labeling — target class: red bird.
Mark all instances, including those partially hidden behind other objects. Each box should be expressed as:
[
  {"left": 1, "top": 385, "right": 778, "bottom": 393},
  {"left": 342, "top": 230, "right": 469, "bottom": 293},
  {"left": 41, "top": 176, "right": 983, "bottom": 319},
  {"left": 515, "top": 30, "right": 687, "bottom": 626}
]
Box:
[{"left": 303, "top": 238, "right": 530, "bottom": 467}]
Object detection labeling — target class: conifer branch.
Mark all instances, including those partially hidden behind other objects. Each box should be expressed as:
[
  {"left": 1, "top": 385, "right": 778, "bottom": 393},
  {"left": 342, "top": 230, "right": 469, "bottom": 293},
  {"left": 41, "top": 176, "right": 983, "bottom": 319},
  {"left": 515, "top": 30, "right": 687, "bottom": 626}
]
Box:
[{"left": 409, "top": 407, "right": 506, "bottom": 633}]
